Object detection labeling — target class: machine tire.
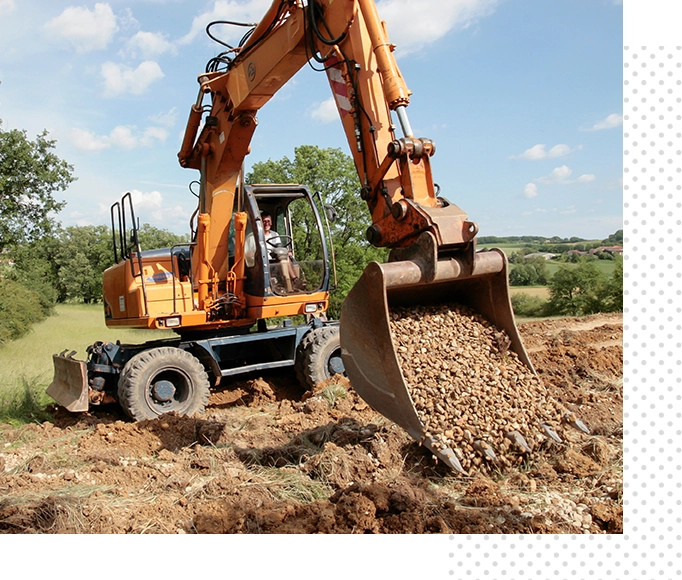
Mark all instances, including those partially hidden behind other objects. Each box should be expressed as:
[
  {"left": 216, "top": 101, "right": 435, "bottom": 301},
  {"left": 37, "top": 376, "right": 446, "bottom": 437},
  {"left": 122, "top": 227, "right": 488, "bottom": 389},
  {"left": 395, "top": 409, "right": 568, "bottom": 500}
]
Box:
[
  {"left": 295, "top": 326, "right": 346, "bottom": 390},
  {"left": 117, "top": 347, "right": 210, "bottom": 421}
]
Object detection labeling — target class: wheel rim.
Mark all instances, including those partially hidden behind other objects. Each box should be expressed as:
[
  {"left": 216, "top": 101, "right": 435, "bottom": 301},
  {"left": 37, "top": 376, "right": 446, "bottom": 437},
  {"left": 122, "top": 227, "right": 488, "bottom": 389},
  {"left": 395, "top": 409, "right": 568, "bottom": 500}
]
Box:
[
  {"left": 144, "top": 367, "right": 194, "bottom": 415},
  {"left": 327, "top": 347, "right": 346, "bottom": 377}
]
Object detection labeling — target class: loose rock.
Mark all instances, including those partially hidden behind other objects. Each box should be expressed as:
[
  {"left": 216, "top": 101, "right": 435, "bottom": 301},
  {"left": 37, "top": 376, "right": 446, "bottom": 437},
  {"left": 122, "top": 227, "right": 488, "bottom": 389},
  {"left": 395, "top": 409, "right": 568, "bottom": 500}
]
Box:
[{"left": 388, "top": 303, "right": 568, "bottom": 472}]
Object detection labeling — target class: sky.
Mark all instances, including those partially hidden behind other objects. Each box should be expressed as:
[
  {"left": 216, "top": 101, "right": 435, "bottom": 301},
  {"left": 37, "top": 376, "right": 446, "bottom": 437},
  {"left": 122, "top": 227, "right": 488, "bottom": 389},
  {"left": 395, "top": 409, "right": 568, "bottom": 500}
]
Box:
[{"left": 0, "top": 0, "right": 623, "bottom": 240}]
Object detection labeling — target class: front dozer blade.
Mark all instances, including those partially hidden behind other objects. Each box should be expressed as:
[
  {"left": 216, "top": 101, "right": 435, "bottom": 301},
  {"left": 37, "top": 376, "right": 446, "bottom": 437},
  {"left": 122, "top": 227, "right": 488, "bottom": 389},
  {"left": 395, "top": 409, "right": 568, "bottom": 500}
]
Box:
[
  {"left": 339, "top": 238, "right": 534, "bottom": 471},
  {"left": 47, "top": 351, "right": 89, "bottom": 412}
]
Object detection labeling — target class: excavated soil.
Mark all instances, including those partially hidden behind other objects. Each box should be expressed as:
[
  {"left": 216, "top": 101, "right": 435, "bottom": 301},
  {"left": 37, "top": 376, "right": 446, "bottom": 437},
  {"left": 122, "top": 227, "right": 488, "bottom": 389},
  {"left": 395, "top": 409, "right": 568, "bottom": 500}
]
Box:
[{"left": 0, "top": 314, "right": 622, "bottom": 534}]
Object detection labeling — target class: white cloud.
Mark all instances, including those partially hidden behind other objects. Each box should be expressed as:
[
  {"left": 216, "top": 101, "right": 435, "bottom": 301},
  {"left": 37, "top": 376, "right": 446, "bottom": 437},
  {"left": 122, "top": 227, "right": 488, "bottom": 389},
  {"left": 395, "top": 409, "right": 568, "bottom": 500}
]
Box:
[
  {"left": 109, "top": 126, "right": 139, "bottom": 149},
  {"left": 376, "top": 0, "right": 500, "bottom": 54},
  {"left": 71, "top": 128, "right": 109, "bottom": 151},
  {"left": 0, "top": 0, "right": 15, "bottom": 16},
  {"left": 310, "top": 98, "right": 338, "bottom": 124},
  {"left": 102, "top": 61, "right": 165, "bottom": 97},
  {"left": 524, "top": 183, "right": 538, "bottom": 198},
  {"left": 149, "top": 108, "right": 178, "bottom": 128},
  {"left": 576, "top": 173, "right": 596, "bottom": 183},
  {"left": 123, "top": 31, "right": 176, "bottom": 59},
  {"left": 534, "top": 165, "right": 597, "bottom": 187},
  {"left": 117, "top": 7, "right": 139, "bottom": 32},
  {"left": 131, "top": 189, "right": 163, "bottom": 210},
  {"left": 543, "top": 165, "right": 573, "bottom": 183},
  {"left": 179, "top": 0, "right": 497, "bottom": 54},
  {"left": 582, "top": 113, "right": 623, "bottom": 131},
  {"left": 180, "top": 0, "right": 269, "bottom": 45},
  {"left": 142, "top": 126, "right": 169, "bottom": 143},
  {"left": 44, "top": 3, "right": 118, "bottom": 53},
  {"left": 511, "top": 143, "right": 580, "bottom": 160},
  {"left": 70, "top": 124, "right": 168, "bottom": 151}
]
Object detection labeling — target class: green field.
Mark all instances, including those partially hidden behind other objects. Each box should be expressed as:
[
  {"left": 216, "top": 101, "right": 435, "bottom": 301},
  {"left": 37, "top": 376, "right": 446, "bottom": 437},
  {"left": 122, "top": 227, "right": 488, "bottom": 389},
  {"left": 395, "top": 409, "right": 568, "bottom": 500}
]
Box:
[
  {"left": 0, "top": 304, "right": 173, "bottom": 418},
  {"left": 481, "top": 243, "right": 619, "bottom": 279},
  {"left": 509, "top": 286, "right": 550, "bottom": 299},
  {"left": 544, "top": 259, "right": 617, "bottom": 277},
  {"left": 479, "top": 244, "right": 524, "bottom": 256}
]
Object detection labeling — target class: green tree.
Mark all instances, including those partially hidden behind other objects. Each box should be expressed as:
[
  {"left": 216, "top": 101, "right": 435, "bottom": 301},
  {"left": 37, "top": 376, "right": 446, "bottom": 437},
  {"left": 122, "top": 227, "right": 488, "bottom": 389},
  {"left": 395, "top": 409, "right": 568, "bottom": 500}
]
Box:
[
  {"left": 55, "top": 225, "right": 113, "bottom": 303},
  {"left": 0, "top": 120, "right": 75, "bottom": 252},
  {"left": 600, "top": 254, "right": 623, "bottom": 312},
  {"left": 6, "top": 234, "right": 62, "bottom": 308},
  {"left": 137, "top": 223, "right": 190, "bottom": 251},
  {"left": 509, "top": 264, "right": 538, "bottom": 286},
  {"left": 603, "top": 229, "right": 623, "bottom": 245},
  {"left": 9, "top": 224, "right": 187, "bottom": 304},
  {"left": 247, "top": 145, "right": 387, "bottom": 317},
  {"left": 547, "top": 261, "right": 608, "bottom": 316},
  {"left": 508, "top": 256, "right": 549, "bottom": 286}
]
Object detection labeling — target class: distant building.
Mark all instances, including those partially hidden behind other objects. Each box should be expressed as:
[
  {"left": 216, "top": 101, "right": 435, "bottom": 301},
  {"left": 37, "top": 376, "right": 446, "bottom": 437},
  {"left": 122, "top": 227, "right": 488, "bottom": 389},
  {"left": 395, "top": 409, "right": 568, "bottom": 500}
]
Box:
[
  {"left": 524, "top": 252, "right": 558, "bottom": 260},
  {"left": 589, "top": 246, "right": 623, "bottom": 256}
]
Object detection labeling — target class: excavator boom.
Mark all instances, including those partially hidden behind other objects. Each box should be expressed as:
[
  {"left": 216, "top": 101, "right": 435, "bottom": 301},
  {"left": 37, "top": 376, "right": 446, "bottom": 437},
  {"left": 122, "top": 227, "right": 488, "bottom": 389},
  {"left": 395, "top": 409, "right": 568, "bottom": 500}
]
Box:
[{"left": 48, "top": 0, "right": 590, "bottom": 473}]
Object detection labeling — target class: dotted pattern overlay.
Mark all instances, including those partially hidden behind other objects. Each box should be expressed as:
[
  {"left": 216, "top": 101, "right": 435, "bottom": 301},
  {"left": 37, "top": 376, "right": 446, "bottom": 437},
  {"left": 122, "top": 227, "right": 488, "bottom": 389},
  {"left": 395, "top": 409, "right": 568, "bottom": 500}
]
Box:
[{"left": 443, "top": 47, "right": 682, "bottom": 579}]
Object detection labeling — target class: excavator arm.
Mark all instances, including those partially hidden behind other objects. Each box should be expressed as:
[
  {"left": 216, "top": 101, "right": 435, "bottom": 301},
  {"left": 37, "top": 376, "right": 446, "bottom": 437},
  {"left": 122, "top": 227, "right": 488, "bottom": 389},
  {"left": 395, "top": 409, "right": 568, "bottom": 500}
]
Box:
[
  {"left": 178, "top": 0, "right": 477, "bottom": 311},
  {"left": 175, "top": 0, "right": 585, "bottom": 473}
]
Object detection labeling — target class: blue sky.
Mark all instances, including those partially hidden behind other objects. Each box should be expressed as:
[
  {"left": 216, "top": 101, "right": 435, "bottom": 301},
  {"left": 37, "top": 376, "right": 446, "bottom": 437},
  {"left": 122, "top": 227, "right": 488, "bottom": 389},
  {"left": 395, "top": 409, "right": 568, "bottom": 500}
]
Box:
[{"left": 0, "top": 0, "right": 623, "bottom": 240}]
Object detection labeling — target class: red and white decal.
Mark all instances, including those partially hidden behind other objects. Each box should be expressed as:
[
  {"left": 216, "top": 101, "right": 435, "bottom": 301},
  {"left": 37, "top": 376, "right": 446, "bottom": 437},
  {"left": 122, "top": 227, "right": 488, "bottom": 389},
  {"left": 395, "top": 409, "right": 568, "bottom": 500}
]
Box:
[{"left": 326, "top": 58, "right": 352, "bottom": 118}]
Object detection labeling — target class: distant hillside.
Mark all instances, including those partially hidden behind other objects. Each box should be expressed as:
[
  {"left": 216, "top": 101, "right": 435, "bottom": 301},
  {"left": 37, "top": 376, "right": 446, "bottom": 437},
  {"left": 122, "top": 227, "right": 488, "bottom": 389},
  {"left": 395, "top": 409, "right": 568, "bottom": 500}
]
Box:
[{"left": 478, "top": 230, "right": 622, "bottom": 247}]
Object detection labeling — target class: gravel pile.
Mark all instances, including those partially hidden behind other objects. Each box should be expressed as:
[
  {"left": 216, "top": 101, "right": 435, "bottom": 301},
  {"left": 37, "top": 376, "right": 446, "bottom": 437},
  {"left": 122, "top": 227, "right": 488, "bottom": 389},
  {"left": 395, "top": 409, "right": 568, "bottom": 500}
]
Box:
[{"left": 389, "top": 303, "right": 566, "bottom": 472}]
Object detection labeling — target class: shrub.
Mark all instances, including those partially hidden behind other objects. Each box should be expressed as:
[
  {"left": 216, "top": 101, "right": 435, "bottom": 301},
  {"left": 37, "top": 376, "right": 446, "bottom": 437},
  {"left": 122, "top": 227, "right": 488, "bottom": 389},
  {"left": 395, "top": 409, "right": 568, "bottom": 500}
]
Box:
[
  {"left": 0, "top": 278, "right": 48, "bottom": 345},
  {"left": 511, "top": 292, "right": 549, "bottom": 317}
]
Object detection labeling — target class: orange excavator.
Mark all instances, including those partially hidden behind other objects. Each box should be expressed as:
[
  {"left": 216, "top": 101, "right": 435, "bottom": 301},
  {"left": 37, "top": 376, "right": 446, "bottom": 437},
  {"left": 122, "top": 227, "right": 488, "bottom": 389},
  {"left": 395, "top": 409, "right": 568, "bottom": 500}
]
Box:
[{"left": 49, "top": 0, "right": 540, "bottom": 472}]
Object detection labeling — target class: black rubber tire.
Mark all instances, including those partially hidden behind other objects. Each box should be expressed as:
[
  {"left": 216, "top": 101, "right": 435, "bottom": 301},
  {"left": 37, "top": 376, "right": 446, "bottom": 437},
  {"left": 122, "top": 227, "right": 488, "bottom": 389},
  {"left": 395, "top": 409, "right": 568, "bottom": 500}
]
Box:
[
  {"left": 117, "top": 347, "right": 210, "bottom": 421},
  {"left": 295, "top": 326, "right": 346, "bottom": 390}
]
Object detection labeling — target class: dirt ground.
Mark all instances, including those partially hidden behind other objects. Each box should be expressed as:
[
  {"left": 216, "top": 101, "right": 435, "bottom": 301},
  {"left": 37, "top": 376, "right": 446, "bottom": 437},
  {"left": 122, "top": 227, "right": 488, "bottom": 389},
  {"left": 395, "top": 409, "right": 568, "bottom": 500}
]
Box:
[{"left": 0, "top": 313, "right": 622, "bottom": 534}]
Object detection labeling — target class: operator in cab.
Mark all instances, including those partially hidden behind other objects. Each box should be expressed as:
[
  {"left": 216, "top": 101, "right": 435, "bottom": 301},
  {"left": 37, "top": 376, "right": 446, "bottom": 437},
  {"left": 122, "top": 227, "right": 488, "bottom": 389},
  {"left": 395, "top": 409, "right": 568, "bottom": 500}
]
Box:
[{"left": 244, "top": 211, "right": 300, "bottom": 290}]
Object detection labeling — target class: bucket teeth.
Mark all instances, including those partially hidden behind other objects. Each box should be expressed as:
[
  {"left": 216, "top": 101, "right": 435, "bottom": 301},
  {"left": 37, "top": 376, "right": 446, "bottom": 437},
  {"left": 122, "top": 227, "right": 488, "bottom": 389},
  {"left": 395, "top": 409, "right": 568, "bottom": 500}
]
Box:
[
  {"left": 506, "top": 430, "right": 532, "bottom": 453},
  {"left": 440, "top": 448, "right": 467, "bottom": 474},
  {"left": 422, "top": 435, "right": 467, "bottom": 474},
  {"left": 562, "top": 412, "right": 590, "bottom": 434},
  {"left": 541, "top": 423, "right": 563, "bottom": 443},
  {"left": 474, "top": 440, "right": 498, "bottom": 463}
]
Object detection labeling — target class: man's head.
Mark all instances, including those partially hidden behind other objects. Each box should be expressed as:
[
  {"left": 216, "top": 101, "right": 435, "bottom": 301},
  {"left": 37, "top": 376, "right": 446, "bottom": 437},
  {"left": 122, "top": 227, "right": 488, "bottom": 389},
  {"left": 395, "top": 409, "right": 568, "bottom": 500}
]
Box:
[{"left": 261, "top": 211, "right": 273, "bottom": 232}]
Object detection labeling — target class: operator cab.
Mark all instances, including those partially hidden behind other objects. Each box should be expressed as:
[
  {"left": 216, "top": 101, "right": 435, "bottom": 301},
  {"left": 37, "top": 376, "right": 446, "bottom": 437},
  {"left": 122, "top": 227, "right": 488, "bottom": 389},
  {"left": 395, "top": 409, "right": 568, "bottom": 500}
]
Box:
[{"left": 239, "top": 185, "right": 331, "bottom": 299}]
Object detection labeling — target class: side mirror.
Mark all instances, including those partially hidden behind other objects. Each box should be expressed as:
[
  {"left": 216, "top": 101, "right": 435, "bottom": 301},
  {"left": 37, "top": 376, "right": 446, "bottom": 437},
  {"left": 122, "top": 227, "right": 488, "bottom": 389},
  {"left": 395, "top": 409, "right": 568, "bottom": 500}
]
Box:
[{"left": 324, "top": 204, "right": 339, "bottom": 223}]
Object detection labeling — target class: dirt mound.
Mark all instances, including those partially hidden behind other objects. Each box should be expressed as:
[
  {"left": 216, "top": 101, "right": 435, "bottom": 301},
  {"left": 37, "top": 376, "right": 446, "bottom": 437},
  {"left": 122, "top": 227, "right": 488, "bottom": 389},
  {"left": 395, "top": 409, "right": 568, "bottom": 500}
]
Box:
[{"left": 0, "top": 314, "right": 622, "bottom": 534}]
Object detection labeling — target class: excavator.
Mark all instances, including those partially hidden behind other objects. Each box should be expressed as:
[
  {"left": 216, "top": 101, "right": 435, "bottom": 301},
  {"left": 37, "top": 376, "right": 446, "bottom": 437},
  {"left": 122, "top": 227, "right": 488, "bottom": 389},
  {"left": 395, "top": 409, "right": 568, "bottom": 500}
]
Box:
[{"left": 48, "top": 0, "right": 565, "bottom": 472}]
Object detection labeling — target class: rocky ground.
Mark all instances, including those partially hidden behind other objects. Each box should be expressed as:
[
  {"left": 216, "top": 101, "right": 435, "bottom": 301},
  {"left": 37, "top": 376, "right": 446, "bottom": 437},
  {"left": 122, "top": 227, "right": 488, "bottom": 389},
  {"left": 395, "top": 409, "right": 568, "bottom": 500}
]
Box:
[{"left": 0, "top": 313, "right": 622, "bottom": 534}]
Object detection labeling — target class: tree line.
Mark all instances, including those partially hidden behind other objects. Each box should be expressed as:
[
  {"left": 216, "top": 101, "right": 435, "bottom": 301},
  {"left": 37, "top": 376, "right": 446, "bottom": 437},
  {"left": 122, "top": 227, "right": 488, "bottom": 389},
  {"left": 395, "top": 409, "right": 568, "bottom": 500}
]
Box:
[
  {"left": 0, "top": 121, "right": 622, "bottom": 343},
  {"left": 512, "top": 257, "right": 623, "bottom": 318}
]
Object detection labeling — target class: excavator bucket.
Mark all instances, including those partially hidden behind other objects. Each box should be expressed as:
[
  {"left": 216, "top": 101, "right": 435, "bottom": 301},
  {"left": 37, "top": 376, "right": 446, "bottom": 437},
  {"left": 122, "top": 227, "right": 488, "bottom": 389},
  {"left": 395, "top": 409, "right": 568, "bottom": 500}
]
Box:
[
  {"left": 47, "top": 351, "right": 89, "bottom": 413},
  {"left": 340, "top": 239, "right": 535, "bottom": 473}
]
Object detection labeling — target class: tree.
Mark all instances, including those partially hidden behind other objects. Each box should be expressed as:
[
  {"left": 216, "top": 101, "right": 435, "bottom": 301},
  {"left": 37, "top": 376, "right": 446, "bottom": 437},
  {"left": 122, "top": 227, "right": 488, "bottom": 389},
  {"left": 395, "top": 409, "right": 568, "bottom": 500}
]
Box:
[
  {"left": 0, "top": 120, "right": 75, "bottom": 252},
  {"left": 547, "top": 261, "right": 608, "bottom": 316},
  {"left": 603, "top": 229, "right": 623, "bottom": 245},
  {"left": 9, "top": 223, "right": 188, "bottom": 304},
  {"left": 56, "top": 225, "right": 113, "bottom": 303},
  {"left": 247, "top": 145, "right": 387, "bottom": 317},
  {"left": 508, "top": 256, "right": 549, "bottom": 286},
  {"left": 601, "top": 254, "right": 623, "bottom": 312},
  {"left": 137, "top": 223, "right": 190, "bottom": 251}
]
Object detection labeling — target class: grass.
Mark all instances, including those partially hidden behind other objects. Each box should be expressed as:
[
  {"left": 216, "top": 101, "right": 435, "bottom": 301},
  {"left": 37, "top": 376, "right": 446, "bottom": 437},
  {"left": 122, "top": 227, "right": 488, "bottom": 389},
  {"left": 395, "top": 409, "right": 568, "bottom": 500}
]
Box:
[
  {"left": 319, "top": 381, "right": 348, "bottom": 408},
  {"left": 246, "top": 465, "right": 333, "bottom": 503},
  {"left": 0, "top": 303, "right": 174, "bottom": 424},
  {"left": 544, "top": 259, "right": 617, "bottom": 277},
  {"left": 509, "top": 286, "right": 549, "bottom": 299}
]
